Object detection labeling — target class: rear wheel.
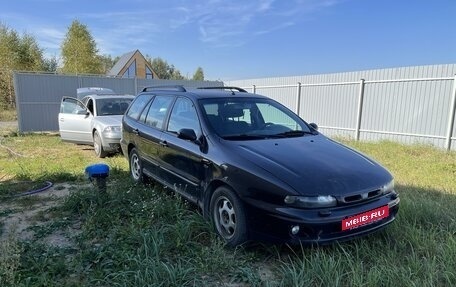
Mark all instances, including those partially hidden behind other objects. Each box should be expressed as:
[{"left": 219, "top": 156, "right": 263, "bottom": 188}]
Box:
[
  {"left": 129, "top": 148, "right": 144, "bottom": 183},
  {"left": 210, "top": 186, "right": 248, "bottom": 247},
  {"left": 93, "top": 131, "right": 107, "bottom": 158}
]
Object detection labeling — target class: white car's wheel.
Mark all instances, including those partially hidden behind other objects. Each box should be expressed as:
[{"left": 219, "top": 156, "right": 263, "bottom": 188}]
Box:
[{"left": 93, "top": 131, "right": 107, "bottom": 158}]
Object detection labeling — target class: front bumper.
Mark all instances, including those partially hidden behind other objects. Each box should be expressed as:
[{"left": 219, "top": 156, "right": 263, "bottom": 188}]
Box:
[
  {"left": 101, "top": 131, "right": 122, "bottom": 152},
  {"left": 245, "top": 192, "right": 400, "bottom": 244}
]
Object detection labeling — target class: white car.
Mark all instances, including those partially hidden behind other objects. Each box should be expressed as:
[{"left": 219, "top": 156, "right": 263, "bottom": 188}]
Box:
[{"left": 58, "top": 88, "right": 135, "bottom": 157}]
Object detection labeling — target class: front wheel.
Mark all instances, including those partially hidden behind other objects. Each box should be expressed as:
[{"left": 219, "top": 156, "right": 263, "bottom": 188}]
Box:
[
  {"left": 93, "top": 131, "right": 107, "bottom": 158},
  {"left": 210, "top": 186, "right": 248, "bottom": 247}
]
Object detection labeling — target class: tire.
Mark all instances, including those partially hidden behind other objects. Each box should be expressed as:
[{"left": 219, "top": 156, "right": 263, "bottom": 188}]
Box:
[
  {"left": 93, "top": 131, "right": 107, "bottom": 158},
  {"left": 129, "top": 148, "right": 144, "bottom": 183},
  {"left": 210, "top": 186, "right": 248, "bottom": 247}
]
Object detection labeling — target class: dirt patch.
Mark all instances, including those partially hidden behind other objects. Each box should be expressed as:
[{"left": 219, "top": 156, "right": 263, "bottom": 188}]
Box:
[
  {"left": 44, "top": 231, "right": 73, "bottom": 248},
  {"left": 0, "top": 183, "right": 80, "bottom": 247},
  {"left": 0, "top": 121, "right": 18, "bottom": 137},
  {"left": 257, "top": 264, "right": 276, "bottom": 282},
  {"left": 0, "top": 121, "right": 18, "bottom": 130}
]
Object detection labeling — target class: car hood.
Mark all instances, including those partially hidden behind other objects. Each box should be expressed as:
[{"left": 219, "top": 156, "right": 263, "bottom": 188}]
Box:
[
  {"left": 93, "top": 115, "right": 123, "bottom": 126},
  {"left": 229, "top": 135, "right": 392, "bottom": 196}
]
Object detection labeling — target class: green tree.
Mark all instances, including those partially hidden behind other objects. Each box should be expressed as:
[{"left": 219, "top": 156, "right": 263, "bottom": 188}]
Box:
[
  {"left": 146, "top": 55, "right": 205, "bottom": 81},
  {"left": 170, "top": 65, "right": 185, "bottom": 80},
  {"left": 0, "top": 23, "right": 47, "bottom": 109},
  {"left": 61, "top": 20, "right": 103, "bottom": 74},
  {"left": 148, "top": 56, "right": 186, "bottom": 80},
  {"left": 43, "top": 55, "right": 58, "bottom": 73},
  {"left": 192, "top": 67, "right": 204, "bottom": 81},
  {"left": 0, "top": 24, "right": 19, "bottom": 69},
  {"left": 16, "top": 34, "right": 45, "bottom": 71},
  {"left": 99, "top": 54, "right": 119, "bottom": 74},
  {"left": 149, "top": 57, "right": 171, "bottom": 79}
]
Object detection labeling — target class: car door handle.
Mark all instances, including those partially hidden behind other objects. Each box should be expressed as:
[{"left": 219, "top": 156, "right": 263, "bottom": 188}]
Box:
[
  {"left": 132, "top": 128, "right": 139, "bottom": 135},
  {"left": 159, "top": 140, "right": 168, "bottom": 147},
  {"left": 59, "top": 118, "right": 64, "bottom": 122}
]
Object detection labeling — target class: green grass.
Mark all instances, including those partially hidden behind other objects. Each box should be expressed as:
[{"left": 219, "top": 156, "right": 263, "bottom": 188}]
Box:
[
  {"left": 0, "top": 109, "right": 16, "bottom": 121},
  {"left": 0, "top": 134, "right": 455, "bottom": 286}
]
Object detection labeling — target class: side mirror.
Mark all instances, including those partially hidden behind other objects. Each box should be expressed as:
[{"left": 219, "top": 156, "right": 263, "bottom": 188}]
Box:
[
  {"left": 309, "top": 123, "right": 318, "bottom": 131},
  {"left": 177, "top": 128, "right": 197, "bottom": 141}
]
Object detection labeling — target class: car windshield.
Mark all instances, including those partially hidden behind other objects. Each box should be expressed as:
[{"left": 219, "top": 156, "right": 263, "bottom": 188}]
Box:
[
  {"left": 96, "top": 98, "right": 132, "bottom": 116},
  {"left": 200, "top": 98, "right": 313, "bottom": 140}
]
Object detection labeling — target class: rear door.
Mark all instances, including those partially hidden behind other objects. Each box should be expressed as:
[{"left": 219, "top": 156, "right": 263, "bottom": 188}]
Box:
[
  {"left": 137, "top": 95, "right": 175, "bottom": 178},
  {"left": 58, "top": 97, "right": 93, "bottom": 144}
]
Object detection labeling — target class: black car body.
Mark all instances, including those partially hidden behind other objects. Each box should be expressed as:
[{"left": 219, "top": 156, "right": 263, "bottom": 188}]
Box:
[{"left": 121, "top": 86, "right": 399, "bottom": 246}]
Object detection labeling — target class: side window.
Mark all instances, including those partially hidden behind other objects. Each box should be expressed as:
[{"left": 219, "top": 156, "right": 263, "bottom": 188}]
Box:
[
  {"left": 82, "top": 97, "right": 89, "bottom": 106},
  {"left": 126, "top": 94, "right": 153, "bottom": 120},
  {"left": 86, "top": 99, "right": 94, "bottom": 115},
  {"left": 145, "top": 96, "right": 174, "bottom": 129},
  {"left": 167, "top": 98, "right": 201, "bottom": 136},
  {"left": 60, "top": 98, "right": 86, "bottom": 114},
  {"left": 138, "top": 100, "right": 153, "bottom": 123}
]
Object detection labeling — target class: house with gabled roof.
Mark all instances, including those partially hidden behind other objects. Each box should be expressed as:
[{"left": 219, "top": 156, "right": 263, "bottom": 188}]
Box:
[{"left": 107, "top": 50, "right": 159, "bottom": 79}]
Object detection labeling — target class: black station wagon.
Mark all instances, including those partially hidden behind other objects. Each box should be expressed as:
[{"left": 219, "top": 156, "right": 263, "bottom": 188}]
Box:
[{"left": 120, "top": 86, "right": 399, "bottom": 246}]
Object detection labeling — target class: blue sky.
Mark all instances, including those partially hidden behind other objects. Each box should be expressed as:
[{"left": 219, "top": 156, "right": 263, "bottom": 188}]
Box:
[{"left": 1, "top": 0, "right": 455, "bottom": 80}]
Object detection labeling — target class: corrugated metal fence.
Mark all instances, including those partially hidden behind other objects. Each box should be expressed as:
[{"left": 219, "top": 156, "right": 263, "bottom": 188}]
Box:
[
  {"left": 226, "top": 64, "right": 456, "bottom": 151},
  {"left": 13, "top": 72, "right": 222, "bottom": 132},
  {"left": 13, "top": 65, "right": 456, "bottom": 151}
]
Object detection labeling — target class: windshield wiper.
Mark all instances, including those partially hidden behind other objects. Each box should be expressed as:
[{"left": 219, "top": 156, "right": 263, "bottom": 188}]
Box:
[
  {"left": 272, "top": 130, "right": 314, "bottom": 138},
  {"left": 223, "top": 130, "right": 315, "bottom": 140},
  {"left": 222, "top": 134, "right": 268, "bottom": 140}
]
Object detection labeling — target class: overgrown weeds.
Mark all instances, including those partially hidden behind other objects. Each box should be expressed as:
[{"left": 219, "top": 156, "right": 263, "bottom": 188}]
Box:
[
  {"left": 0, "top": 109, "right": 16, "bottom": 121},
  {"left": 0, "top": 134, "right": 455, "bottom": 286},
  {"left": 0, "top": 232, "right": 23, "bottom": 286}
]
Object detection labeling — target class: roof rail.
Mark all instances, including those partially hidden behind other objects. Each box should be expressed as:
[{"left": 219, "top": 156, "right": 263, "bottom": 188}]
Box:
[
  {"left": 197, "top": 86, "right": 247, "bottom": 93},
  {"left": 142, "top": 85, "right": 187, "bottom": 92}
]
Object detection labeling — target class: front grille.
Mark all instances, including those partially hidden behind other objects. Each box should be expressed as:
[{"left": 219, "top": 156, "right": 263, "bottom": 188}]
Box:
[{"left": 340, "top": 189, "right": 382, "bottom": 204}]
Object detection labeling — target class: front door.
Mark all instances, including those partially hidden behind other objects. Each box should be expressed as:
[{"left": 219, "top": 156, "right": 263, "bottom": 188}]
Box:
[
  {"left": 159, "top": 97, "right": 205, "bottom": 203},
  {"left": 58, "top": 97, "right": 92, "bottom": 144}
]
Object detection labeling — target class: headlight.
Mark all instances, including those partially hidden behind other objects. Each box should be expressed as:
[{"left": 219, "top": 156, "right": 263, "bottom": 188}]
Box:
[
  {"left": 284, "top": 195, "right": 337, "bottom": 208},
  {"left": 103, "top": 126, "right": 121, "bottom": 133},
  {"left": 380, "top": 179, "right": 394, "bottom": 194}
]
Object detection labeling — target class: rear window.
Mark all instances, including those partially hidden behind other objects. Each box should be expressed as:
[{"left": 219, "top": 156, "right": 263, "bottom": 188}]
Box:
[
  {"left": 144, "top": 96, "right": 174, "bottom": 129},
  {"left": 126, "top": 94, "right": 153, "bottom": 120}
]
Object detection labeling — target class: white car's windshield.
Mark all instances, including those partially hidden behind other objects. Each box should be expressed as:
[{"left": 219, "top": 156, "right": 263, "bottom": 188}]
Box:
[{"left": 96, "top": 98, "right": 132, "bottom": 116}]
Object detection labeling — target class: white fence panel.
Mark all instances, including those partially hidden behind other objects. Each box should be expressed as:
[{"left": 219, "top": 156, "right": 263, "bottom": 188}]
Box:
[{"left": 226, "top": 64, "right": 456, "bottom": 150}]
